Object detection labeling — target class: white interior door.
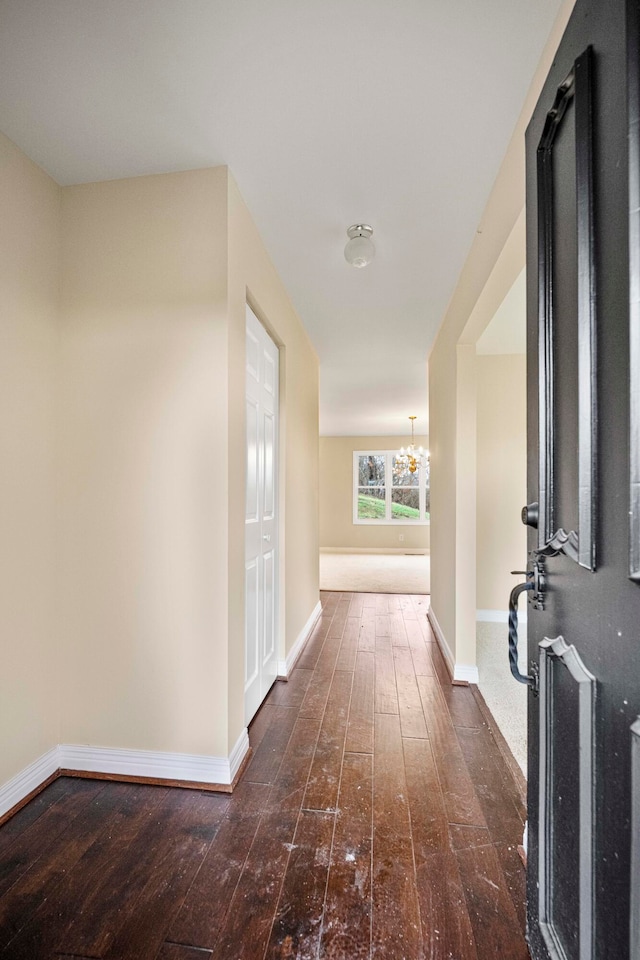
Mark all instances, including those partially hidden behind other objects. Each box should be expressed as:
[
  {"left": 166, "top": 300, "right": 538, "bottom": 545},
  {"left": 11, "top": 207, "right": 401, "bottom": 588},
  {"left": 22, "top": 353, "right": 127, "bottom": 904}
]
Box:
[{"left": 245, "top": 305, "right": 279, "bottom": 724}]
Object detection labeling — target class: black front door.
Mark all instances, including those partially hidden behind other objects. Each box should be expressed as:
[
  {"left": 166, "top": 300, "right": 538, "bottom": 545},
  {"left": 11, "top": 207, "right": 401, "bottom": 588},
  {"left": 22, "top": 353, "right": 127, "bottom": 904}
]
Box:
[{"left": 525, "top": 1, "right": 640, "bottom": 959}]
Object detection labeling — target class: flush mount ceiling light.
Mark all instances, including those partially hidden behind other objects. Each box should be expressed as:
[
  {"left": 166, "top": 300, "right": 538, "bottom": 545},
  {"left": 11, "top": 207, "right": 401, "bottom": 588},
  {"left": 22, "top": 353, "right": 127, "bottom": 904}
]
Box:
[{"left": 344, "top": 224, "right": 375, "bottom": 268}]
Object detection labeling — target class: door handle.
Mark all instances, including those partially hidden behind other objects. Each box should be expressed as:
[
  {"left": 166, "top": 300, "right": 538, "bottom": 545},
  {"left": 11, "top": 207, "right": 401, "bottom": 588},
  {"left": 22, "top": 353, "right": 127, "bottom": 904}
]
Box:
[
  {"left": 508, "top": 575, "right": 539, "bottom": 693},
  {"left": 263, "top": 534, "right": 271, "bottom": 542}
]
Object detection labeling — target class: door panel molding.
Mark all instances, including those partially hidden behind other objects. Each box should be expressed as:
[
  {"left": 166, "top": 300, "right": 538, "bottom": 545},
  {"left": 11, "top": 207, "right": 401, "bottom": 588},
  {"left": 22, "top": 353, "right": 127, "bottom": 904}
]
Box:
[
  {"left": 631, "top": 718, "right": 640, "bottom": 960},
  {"left": 628, "top": 0, "right": 640, "bottom": 582},
  {"left": 538, "top": 636, "right": 596, "bottom": 960},
  {"left": 537, "top": 47, "right": 597, "bottom": 569},
  {"left": 246, "top": 397, "right": 259, "bottom": 522},
  {"left": 263, "top": 548, "right": 275, "bottom": 663},
  {"left": 536, "top": 527, "right": 579, "bottom": 563},
  {"left": 244, "top": 558, "right": 259, "bottom": 689}
]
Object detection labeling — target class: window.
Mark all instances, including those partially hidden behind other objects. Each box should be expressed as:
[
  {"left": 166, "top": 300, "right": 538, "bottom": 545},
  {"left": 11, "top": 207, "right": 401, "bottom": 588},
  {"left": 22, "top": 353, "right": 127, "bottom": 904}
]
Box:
[{"left": 354, "top": 451, "right": 430, "bottom": 524}]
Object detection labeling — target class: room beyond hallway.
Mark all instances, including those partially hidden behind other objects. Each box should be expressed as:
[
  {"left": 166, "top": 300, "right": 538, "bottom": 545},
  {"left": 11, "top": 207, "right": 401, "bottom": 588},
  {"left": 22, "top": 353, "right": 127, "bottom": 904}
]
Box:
[
  {"left": 319, "top": 551, "right": 431, "bottom": 594},
  {"left": 0, "top": 591, "right": 527, "bottom": 960}
]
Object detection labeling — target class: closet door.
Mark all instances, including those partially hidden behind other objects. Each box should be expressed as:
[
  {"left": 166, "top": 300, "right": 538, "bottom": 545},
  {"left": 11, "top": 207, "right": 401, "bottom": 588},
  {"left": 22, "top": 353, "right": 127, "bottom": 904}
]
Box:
[{"left": 245, "top": 305, "right": 279, "bottom": 724}]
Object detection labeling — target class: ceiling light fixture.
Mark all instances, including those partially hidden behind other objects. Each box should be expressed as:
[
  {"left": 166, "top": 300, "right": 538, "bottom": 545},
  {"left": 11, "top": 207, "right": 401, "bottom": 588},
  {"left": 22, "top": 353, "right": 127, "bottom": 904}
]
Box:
[
  {"left": 344, "top": 224, "right": 375, "bottom": 268},
  {"left": 397, "top": 416, "right": 429, "bottom": 474}
]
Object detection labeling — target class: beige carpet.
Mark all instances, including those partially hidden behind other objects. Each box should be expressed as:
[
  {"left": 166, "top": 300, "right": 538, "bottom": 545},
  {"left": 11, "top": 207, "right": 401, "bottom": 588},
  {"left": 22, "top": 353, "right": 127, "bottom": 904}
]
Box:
[
  {"left": 477, "top": 620, "right": 527, "bottom": 775},
  {"left": 319, "top": 552, "right": 430, "bottom": 594}
]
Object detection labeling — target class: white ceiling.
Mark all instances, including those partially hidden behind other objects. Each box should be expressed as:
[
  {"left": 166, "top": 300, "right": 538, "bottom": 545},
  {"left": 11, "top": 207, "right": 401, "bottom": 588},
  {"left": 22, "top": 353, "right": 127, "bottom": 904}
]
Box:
[{"left": 0, "top": 0, "right": 561, "bottom": 435}]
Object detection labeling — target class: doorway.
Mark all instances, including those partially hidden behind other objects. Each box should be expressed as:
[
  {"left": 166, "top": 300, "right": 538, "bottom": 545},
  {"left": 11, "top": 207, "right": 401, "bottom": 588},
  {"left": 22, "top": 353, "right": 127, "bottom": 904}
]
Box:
[{"left": 245, "top": 304, "right": 279, "bottom": 724}]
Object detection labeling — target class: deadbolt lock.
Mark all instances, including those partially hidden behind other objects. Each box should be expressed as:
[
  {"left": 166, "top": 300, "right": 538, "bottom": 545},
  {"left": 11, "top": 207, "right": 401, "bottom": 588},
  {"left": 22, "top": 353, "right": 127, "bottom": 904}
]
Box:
[{"left": 521, "top": 502, "right": 539, "bottom": 528}]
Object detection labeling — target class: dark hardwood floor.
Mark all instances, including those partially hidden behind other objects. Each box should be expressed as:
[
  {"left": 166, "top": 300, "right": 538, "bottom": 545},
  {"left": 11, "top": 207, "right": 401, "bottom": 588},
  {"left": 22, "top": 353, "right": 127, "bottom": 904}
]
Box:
[{"left": 0, "top": 592, "right": 528, "bottom": 959}]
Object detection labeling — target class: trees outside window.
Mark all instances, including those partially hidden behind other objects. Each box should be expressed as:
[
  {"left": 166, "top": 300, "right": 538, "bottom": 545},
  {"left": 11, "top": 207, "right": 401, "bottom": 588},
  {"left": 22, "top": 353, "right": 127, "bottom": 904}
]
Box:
[{"left": 354, "top": 451, "right": 430, "bottom": 524}]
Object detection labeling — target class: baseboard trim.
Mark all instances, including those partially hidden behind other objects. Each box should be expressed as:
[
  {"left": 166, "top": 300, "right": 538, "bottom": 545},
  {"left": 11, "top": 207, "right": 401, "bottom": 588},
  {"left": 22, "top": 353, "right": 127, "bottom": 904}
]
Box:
[
  {"left": 453, "top": 663, "right": 480, "bottom": 684},
  {"left": 428, "top": 608, "right": 480, "bottom": 686},
  {"left": 427, "top": 608, "right": 456, "bottom": 678},
  {"left": 58, "top": 733, "right": 249, "bottom": 788},
  {"left": 228, "top": 727, "right": 251, "bottom": 782},
  {"left": 0, "top": 747, "right": 60, "bottom": 822},
  {"left": 277, "top": 599, "right": 322, "bottom": 678},
  {"left": 477, "top": 608, "right": 527, "bottom": 624},
  {"left": 58, "top": 767, "right": 241, "bottom": 794},
  {"left": 0, "top": 730, "right": 251, "bottom": 821}
]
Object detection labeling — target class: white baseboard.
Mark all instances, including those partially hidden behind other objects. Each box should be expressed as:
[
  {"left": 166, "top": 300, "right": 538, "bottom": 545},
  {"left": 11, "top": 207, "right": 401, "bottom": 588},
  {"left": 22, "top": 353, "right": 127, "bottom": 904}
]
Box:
[
  {"left": 0, "top": 746, "right": 59, "bottom": 820},
  {"left": 278, "top": 600, "right": 322, "bottom": 677},
  {"left": 428, "top": 607, "right": 455, "bottom": 673},
  {"left": 0, "top": 730, "right": 251, "bottom": 819},
  {"left": 428, "top": 607, "right": 480, "bottom": 685},
  {"left": 477, "top": 608, "right": 527, "bottom": 624},
  {"left": 228, "top": 728, "right": 251, "bottom": 782},
  {"left": 321, "top": 547, "right": 428, "bottom": 555},
  {"left": 453, "top": 663, "right": 480, "bottom": 684},
  {"left": 59, "top": 730, "right": 249, "bottom": 786}
]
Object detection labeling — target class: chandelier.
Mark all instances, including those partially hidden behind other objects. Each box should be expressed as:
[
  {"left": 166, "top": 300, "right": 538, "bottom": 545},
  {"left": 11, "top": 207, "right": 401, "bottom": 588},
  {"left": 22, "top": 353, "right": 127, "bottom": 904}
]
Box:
[{"left": 397, "top": 416, "right": 429, "bottom": 474}]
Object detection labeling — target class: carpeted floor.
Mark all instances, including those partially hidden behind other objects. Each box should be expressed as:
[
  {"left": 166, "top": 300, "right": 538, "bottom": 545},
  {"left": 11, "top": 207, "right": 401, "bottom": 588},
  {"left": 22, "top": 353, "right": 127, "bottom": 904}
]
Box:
[
  {"left": 319, "top": 551, "right": 430, "bottom": 594},
  {"left": 477, "top": 620, "right": 527, "bottom": 775}
]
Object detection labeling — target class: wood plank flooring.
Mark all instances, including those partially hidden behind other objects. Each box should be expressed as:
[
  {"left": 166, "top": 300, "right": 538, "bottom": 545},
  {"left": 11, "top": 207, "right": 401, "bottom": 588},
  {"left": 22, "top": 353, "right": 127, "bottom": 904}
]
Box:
[{"left": 0, "top": 591, "right": 528, "bottom": 959}]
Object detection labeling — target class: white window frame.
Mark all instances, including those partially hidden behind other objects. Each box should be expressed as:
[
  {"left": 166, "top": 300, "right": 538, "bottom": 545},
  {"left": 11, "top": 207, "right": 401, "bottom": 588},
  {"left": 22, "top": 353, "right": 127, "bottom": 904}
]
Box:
[{"left": 353, "top": 450, "right": 430, "bottom": 525}]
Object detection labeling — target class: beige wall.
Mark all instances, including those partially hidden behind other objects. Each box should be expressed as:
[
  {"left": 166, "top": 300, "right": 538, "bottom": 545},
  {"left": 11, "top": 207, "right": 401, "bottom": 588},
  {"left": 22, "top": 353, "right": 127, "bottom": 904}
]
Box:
[
  {"left": 429, "top": 191, "right": 528, "bottom": 665},
  {"left": 428, "top": 344, "right": 456, "bottom": 651},
  {"left": 0, "top": 150, "right": 318, "bottom": 791},
  {"left": 455, "top": 345, "right": 477, "bottom": 668},
  {"left": 57, "top": 167, "right": 319, "bottom": 761},
  {"left": 59, "top": 169, "right": 231, "bottom": 756},
  {"left": 0, "top": 132, "right": 60, "bottom": 784},
  {"left": 319, "top": 436, "right": 430, "bottom": 552},
  {"left": 476, "top": 355, "right": 527, "bottom": 612}
]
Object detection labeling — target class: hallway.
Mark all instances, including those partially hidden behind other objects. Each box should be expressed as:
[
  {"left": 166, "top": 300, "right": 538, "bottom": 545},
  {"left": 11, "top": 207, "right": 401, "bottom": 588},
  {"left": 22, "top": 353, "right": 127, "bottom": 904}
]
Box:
[{"left": 0, "top": 591, "right": 528, "bottom": 959}]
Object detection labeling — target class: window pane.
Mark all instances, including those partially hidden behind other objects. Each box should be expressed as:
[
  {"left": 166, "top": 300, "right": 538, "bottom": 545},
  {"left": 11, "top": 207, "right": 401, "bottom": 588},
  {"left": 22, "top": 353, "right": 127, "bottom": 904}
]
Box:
[
  {"left": 359, "top": 455, "right": 385, "bottom": 486},
  {"left": 358, "top": 487, "right": 386, "bottom": 519},
  {"left": 391, "top": 487, "right": 420, "bottom": 519},
  {"left": 392, "top": 456, "right": 419, "bottom": 486},
  {"left": 425, "top": 461, "right": 430, "bottom": 516}
]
